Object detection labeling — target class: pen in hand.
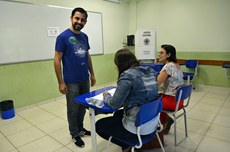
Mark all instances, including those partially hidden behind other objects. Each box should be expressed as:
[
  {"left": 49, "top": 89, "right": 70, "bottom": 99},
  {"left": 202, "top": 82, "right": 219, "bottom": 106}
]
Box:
[{"left": 103, "top": 87, "right": 110, "bottom": 96}]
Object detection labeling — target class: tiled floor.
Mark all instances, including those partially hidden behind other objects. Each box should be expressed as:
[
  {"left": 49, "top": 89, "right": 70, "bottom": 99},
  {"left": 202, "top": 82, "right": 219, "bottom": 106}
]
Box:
[{"left": 0, "top": 83, "right": 230, "bottom": 152}]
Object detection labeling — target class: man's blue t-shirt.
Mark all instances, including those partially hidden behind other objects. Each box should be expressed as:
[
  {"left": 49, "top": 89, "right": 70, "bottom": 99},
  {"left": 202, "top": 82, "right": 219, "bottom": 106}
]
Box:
[{"left": 55, "top": 29, "right": 90, "bottom": 84}]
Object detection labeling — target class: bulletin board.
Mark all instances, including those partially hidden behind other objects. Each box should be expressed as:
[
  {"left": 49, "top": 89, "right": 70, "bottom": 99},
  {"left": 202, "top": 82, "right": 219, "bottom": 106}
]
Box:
[{"left": 0, "top": 0, "right": 104, "bottom": 64}]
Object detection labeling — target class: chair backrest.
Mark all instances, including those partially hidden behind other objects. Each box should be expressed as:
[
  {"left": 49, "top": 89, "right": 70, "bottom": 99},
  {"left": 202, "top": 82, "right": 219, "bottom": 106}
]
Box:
[
  {"left": 135, "top": 97, "right": 162, "bottom": 127},
  {"left": 185, "top": 60, "right": 198, "bottom": 69},
  {"left": 153, "top": 64, "right": 164, "bottom": 73},
  {"left": 175, "top": 85, "right": 192, "bottom": 105}
]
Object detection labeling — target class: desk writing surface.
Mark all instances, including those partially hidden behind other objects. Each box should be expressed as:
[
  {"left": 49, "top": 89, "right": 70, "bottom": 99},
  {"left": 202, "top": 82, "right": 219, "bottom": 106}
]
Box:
[
  {"left": 92, "top": 88, "right": 116, "bottom": 100},
  {"left": 75, "top": 86, "right": 116, "bottom": 113}
]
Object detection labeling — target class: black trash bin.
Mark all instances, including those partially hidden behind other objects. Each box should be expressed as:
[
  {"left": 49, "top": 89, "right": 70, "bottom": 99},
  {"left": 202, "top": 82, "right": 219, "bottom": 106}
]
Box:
[{"left": 0, "top": 100, "right": 15, "bottom": 119}]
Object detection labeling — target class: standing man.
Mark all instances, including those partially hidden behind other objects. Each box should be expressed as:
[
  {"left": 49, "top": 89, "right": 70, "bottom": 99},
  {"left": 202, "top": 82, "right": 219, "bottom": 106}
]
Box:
[{"left": 54, "top": 7, "right": 96, "bottom": 148}]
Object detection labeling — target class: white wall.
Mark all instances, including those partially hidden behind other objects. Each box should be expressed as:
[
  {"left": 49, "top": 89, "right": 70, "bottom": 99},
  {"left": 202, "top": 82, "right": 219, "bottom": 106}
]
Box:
[
  {"left": 7, "top": 0, "right": 230, "bottom": 53},
  {"left": 132, "top": 0, "right": 230, "bottom": 52}
]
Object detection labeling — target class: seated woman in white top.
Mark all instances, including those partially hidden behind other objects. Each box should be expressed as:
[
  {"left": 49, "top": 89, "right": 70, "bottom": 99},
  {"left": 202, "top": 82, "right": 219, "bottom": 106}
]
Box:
[{"left": 157, "top": 44, "right": 184, "bottom": 134}]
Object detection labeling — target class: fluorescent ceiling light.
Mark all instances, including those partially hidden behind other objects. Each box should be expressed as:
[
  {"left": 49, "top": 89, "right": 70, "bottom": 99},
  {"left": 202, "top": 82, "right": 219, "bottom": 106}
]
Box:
[{"left": 103, "top": 0, "right": 121, "bottom": 4}]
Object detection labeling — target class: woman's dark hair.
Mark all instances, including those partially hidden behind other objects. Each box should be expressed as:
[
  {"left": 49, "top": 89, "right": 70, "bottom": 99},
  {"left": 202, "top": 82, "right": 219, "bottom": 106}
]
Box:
[
  {"left": 161, "top": 44, "right": 177, "bottom": 63},
  {"left": 71, "top": 7, "right": 88, "bottom": 19},
  {"left": 114, "top": 48, "right": 140, "bottom": 78}
]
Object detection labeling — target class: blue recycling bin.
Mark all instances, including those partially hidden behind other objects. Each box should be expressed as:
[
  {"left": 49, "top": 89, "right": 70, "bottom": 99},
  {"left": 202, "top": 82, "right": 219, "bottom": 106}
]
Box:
[{"left": 0, "top": 100, "right": 15, "bottom": 119}]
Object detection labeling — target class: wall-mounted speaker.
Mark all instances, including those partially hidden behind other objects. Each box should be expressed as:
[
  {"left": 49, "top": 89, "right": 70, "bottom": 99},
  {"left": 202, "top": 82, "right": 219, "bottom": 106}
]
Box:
[{"left": 127, "top": 35, "right": 135, "bottom": 46}]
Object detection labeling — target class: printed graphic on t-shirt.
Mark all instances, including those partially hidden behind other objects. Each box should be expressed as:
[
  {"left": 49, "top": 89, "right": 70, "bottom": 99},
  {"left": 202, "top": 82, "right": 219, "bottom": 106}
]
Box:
[
  {"left": 69, "top": 36, "right": 77, "bottom": 44},
  {"left": 74, "top": 43, "right": 87, "bottom": 58},
  {"left": 68, "top": 36, "right": 87, "bottom": 58}
]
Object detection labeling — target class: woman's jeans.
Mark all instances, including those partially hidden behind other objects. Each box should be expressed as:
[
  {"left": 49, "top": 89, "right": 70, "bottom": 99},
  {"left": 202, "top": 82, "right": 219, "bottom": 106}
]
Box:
[{"left": 66, "top": 81, "right": 89, "bottom": 138}]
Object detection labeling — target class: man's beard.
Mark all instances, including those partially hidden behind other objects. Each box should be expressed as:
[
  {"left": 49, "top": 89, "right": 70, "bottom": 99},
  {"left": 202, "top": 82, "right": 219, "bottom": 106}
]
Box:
[{"left": 72, "top": 23, "right": 83, "bottom": 31}]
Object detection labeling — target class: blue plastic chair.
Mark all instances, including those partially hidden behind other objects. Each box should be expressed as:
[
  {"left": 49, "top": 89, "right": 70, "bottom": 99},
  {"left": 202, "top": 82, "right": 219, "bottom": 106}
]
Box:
[
  {"left": 106, "top": 97, "right": 165, "bottom": 152},
  {"left": 153, "top": 63, "right": 164, "bottom": 75},
  {"left": 163, "top": 84, "right": 193, "bottom": 146},
  {"left": 141, "top": 63, "right": 164, "bottom": 75},
  {"left": 222, "top": 63, "right": 230, "bottom": 78},
  {"left": 183, "top": 60, "right": 198, "bottom": 86}
]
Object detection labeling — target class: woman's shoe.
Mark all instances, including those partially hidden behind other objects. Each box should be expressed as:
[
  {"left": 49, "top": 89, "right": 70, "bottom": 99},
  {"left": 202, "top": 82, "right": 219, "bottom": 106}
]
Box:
[{"left": 163, "top": 117, "right": 174, "bottom": 135}]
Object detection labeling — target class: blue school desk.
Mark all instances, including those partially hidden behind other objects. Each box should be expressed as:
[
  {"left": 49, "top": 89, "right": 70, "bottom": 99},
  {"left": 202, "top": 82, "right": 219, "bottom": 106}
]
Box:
[
  {"left": 75, "top": 86, "right": 116, "bottom": 152},
  {"left": 222, "top": 63, "right": 230, "bottom": 78}
]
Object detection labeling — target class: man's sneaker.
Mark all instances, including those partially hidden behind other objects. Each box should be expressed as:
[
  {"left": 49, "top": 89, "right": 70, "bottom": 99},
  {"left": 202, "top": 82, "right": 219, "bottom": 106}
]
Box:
[
  {"left": 72, "top": 136, "right": 85, "bottom": 148},
  {"left": 79, "top": 128, "right": 91, "bottom": 136}
]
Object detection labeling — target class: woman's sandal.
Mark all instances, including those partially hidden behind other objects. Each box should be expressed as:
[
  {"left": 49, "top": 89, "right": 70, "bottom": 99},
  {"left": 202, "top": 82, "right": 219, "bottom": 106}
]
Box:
[{"left": 163, "top": 118, "right": 174, "bottom": 135}]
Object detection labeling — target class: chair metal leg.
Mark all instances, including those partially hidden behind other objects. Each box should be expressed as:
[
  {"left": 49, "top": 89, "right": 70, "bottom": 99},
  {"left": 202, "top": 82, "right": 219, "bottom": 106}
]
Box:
[
  {"left": 156, "top": 132, "right": 165, "bottom": 152},
  {"left": 131, "top": 147, "right": 135, "bottom": 152},
  {"left": 173, "top": 114, "right": 177, "bottom": 146},
  {"left": 172, "top": 111, "right": 189, "bottom": 147},
  {"left": 187, "top": 76, "right": 190, "bottom": 85},
  {"left": 184, "top": 112, "right": 188, "bottom": 137},
  {"left": 106, "top": 136, "right": 112, "bottom": 152}
]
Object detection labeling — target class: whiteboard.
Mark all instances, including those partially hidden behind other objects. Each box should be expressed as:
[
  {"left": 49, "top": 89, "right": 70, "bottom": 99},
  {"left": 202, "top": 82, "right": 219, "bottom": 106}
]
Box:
[{"left": 0, "top": 0, "right": 104, "bottom": 64}]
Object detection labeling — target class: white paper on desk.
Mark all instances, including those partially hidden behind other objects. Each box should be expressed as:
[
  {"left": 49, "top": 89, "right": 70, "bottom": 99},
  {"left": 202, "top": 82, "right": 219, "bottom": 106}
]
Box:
[{"left": 92, "top": 88, "right": 116, "bottom": 101}]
